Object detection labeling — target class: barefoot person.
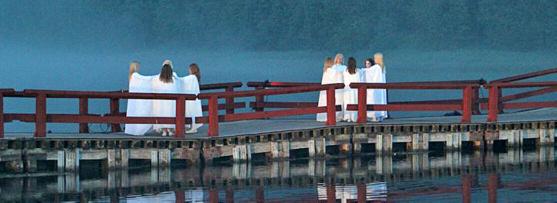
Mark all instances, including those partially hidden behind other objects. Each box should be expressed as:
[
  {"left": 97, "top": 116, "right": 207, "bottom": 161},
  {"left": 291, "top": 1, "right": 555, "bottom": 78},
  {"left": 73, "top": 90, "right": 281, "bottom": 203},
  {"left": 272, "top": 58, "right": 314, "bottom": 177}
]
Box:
[
  {"left": 342, "top": 57, "right": 361, "bottom": 122},
  {"left": 125, "top": 61, "right": 156, "bottom": 135},
  {"left": 152, "top": 60, "right": 179, "bottom": 136},
  {"left": 317, "top": 57, "right": 344, "bottom": 122},
  {"left": 179, "top": 63, "right": 203, "bottom": 133}
]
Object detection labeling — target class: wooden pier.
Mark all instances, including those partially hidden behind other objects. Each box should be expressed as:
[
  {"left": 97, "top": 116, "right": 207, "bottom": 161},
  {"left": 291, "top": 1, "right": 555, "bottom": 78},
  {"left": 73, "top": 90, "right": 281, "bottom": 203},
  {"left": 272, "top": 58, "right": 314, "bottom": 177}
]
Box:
[{"left": 0, "top": 68, "right": 556, "bottom": 173}]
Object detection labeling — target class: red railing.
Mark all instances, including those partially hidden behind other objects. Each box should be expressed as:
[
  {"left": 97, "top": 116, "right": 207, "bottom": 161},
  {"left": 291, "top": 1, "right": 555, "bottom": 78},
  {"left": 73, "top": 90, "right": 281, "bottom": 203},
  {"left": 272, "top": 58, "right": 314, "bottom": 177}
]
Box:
[
  {"left": 2, "top": 89, "right": 197, "bottom": 138},
  {"left": 198, "top": 83, "right": 344, "bottom": 136},
  {"left": 485, "top": 67, "right": 557, "bottom": 122},
  {"left": 348, "top": 82, "right": 481, "bottom": 123},
  {"left": 247, "top": 80, "right": 485, "bottom": 114},
  {"left": 199, "top": 82, "right": 244, "bottom": 114}
]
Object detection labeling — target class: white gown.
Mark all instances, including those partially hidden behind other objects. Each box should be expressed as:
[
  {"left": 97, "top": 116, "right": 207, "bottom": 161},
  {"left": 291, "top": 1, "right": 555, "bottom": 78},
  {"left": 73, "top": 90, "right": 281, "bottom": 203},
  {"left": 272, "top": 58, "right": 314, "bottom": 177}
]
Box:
[
  {"left": 362, "top": 65, "right": 388, "bottom": 120},
  {"left": 342, "top": 69, "right": 361, "bottom": 122},
  {"left": 152, "top": 74, "right": 180, "bottom": 129},
  {"left": 179, "top": 75, "right": 203, "bottom": 131},
  {"left": 125, "top": 73, "right": 156, "bottom": 135},
  {"left": 317, "top": 68, "right": 344, "bottom": 122},
  {"left": 332, "top": 64, "right": 347, "bottom": 73}
]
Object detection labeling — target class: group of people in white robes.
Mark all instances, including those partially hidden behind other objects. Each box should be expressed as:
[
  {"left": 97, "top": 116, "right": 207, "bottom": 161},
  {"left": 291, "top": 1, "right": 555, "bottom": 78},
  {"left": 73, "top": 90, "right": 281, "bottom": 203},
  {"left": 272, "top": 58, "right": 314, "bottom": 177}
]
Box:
[
  {"left": 317, "top": 53, "right": 388, "bottom": 123},
  {"left": 125, "top": 60, "right": 203, "bottom": 136}
]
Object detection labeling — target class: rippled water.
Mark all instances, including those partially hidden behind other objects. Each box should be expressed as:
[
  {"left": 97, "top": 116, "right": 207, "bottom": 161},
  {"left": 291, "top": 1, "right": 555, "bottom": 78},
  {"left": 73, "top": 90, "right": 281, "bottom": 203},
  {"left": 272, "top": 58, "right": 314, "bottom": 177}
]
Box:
[{"left": 1, "top": 147, "right": 556, "bottom": 202}]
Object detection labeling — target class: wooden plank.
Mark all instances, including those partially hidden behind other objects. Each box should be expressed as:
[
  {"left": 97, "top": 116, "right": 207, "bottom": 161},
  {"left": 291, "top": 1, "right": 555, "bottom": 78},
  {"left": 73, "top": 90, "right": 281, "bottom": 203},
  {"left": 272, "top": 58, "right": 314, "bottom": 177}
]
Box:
[
  {"left": 222, "top": 107, "right": 326, "bottom": 122},
  {"left": 503, "top": 101, "right": 557, "bottom": 109}
]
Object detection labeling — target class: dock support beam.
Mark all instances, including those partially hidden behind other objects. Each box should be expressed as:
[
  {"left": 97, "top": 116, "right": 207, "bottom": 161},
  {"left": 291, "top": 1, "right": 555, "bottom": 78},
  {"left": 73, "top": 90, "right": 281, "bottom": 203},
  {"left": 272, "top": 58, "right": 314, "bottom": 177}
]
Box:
[
  {"left": 270, "top": 141, "right": 290, "bottom": 160},
  {"left": 411, "top": 133, "right": 429, "bottom": 151},
  {"left": 376, "top": 134, "right": 392, "bottom": 155},
  {"left": 233, "top": 144, "right": 252, "bottom": 162},
  {"left": 308, "top": 137, "right": 326, "bottom": 158},
  {"left": 65, "top": 149, "right": 80, "bottom": 172}
]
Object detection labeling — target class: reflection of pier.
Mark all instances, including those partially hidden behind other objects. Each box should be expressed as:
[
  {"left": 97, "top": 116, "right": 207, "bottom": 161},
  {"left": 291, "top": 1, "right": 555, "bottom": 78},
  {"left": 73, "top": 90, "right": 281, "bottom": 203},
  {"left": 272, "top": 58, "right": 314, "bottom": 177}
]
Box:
[{"left": 1, "top": 148, "right": 556, "bottom": 202}]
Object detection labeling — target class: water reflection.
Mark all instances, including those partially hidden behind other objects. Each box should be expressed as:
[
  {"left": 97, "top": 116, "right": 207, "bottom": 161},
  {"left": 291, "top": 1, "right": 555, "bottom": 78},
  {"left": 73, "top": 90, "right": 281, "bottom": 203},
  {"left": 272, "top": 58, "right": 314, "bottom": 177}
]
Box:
[{"left": 1, "top": 147, "right": 557, "bottom": 202}]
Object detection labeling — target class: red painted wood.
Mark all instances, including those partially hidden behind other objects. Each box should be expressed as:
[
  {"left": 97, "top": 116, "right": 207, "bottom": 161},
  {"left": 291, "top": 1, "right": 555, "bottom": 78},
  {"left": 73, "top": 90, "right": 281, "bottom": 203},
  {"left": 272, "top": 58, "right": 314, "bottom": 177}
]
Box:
[
  {"left": 486, "top": 81, "right": 557, "bottom": 88},
  {"left": 350, "top": 82, "right": 481, "bottom": 89},
  {"left": 174, "top": 189, "right": 185, "bottom": 203},
  {"left": 254, "top": 86, "right": 265, "bottom": 112},
  {"left": 223, "top": 107, "right": 326, "bottom": 122},
  {"left": 225, "top": 86, "right": 235, "bottom": 114},
  {"left": 326, "top": 87, "right": 336, "bottom": 126},
  {"left": 22, "top": 89, "right": 196, "bottom": 100},
  {"left": 208, "top": 96, "right": 219, "bottom": 137},
  {"left": 35, "top": 94, "right": 47, "bottom": 137},
  {"left": 0, "top": 94, "right": 4, "bottom": 138},
  {"left": 357, "top": 86, "right": 367, "bottom": 124},
  {"left": 199, "top": 84, "right": 343, "bottom": 99},
  {"left": 200, "top": 82, "right": 242, "bottom": 91},
  {"left": 461, "top": 86, "right": 473, "bottom": 123},
  {"left": 326, "top": 184, "right": 336, "bottom": 203},
  {"left": 79, "top": 97, "right": 89, "bottom": 133},
  {"left": 175, "top": 96, "right": 185, "bottom": 138},
  {"left": 487, "top": 86, "right": 499, "bottom": 122},
  {"left": 502, "top": 101, "right": 557, "bottom": 109},
  {"left": 110, "top": 98, "right": 122, "bottom": 132},
  {"left": 202, "top": 102, "right": 245, "bottom": 112},
  {"left": 346, "top": 104, "right": 461, "bottom": 111},
  {"left": 491, "top": 67, "right": 557, "bottom": 83},
  {"left": 249, "top": 101, "right": 317, "bottom": 109},
  {"left": 501, "top": 86, "right": 557, "bottom": 102}
]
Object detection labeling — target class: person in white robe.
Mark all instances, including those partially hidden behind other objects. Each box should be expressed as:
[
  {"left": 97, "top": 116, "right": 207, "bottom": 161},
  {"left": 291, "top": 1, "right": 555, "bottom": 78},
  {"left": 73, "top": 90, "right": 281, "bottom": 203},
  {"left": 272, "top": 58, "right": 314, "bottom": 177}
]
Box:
[
  {"left": 125, "top": 61, "right": 157, "bottom": 135},
  {"left": 331, "top": 53, "right": 347, "bottom": 72},
  {"left": 152, "top": 61, "right": 180, "bottom": 136},
  {"left": 362, "top": 54, "right": 388, "bottom": 121},
  {"left": 342, "top": 57, "right": 361, "bottom": 122},
  {"left": 178, "top": 63, "right": 203, "bottom": 133},
  {"left": 317, "top": 57, "right": 344, "bottom": 121}
]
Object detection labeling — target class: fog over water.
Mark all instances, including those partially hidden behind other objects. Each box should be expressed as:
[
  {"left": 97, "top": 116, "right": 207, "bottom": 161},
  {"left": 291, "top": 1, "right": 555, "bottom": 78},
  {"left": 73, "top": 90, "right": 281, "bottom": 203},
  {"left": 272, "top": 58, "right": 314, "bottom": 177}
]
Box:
[{"left": 1, "top": 1, "right": 557, "bottom": 132}]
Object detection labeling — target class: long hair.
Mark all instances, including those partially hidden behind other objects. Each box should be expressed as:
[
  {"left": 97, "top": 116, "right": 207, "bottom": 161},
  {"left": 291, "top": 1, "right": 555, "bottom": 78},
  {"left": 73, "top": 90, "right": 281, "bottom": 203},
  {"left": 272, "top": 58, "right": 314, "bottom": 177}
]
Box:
[
  {"left": 365, "top": 58, "right": 375, "bottom": 68},
  {"left": 159, "top": 64, "right": 174, "bottom": 83},
  {"left": 189, "top": 63, "right": 201, "bottom": 82},
  {"left": 347, "top": 57, "right": 357, "bottom": 74},
  {"left": 323, "top": 57, "right": 334, "bottom": 72},
  {"left": 129, "top": 61, "right": 140, "bottom": 81},
  {"left": 334, "top": 53, "right": 344, "bottom": 65},
  {"left": 374, "top": 52, "right": 385, "bottom": 71}
]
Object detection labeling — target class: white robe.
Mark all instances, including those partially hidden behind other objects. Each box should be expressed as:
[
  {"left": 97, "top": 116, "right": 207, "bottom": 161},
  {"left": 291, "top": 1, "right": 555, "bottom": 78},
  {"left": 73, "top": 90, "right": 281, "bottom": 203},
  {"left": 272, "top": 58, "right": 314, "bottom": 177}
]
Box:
[
  {"left": 362, "top": 65, "right": 388, "bottom": 120},
  {"left": 125, "top": 73, "right": 156, "bottom": 135},
  {"left": 332, "top": 64, "right": 347, "bottom": 73},
  {"left": 152, "top": 75, "right": 180, "bottom": 129},
  {"left": 179, "top": 75, "right": 203, "bottom": 131},
  {"left": 342, "top": 69, "right": 361, "bottom": 122},
  {"left": 317, "top": 68, "right": 344, "bottom": 122}
]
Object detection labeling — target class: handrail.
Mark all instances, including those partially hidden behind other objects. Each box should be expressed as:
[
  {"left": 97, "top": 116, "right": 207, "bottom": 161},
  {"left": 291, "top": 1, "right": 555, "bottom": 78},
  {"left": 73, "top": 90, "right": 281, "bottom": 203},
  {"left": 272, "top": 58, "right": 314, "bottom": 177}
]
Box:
[
  {"left": 199, "top": 84, "right": 344, "bottom": 99},
  {"left": 22, "top": 89, "right": 197, "bottom": 100},
  {"left": 490, "top": 67, "right": 557, "bottom": 83},
  {"left": 349, "top": 83, "right": 476, "bottom": 123},
  {"left": 200, "top": 82, "right": 243, "bottom": 90},
  {"left": 247, "top": 80, "right": 486, "bottom": 88}
]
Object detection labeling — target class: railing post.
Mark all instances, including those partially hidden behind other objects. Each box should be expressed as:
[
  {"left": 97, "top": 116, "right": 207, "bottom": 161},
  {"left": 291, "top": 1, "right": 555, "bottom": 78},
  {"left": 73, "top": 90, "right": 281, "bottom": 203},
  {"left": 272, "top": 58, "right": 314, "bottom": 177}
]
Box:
[
  {"left": 357, "top": 86, "right": 367, "bottom": 124},
  {"left": 225, "top": 86, "right": 235, "bottom": 114},
  {"left": 0, "top": 94, "right": 4, "bottom": 138},
  {"left": 35, "top": 93, "right": 47, "bottom": 138},
  {"left": 254, "top": 86, "right": 265, "bottom": 112},
  {"left": 208, "top": 96, "right": 219, "bottom": 137},
  {"left": 487, "top": 85, "right": 500, "bottom": 122},
  {"left": 110, "top": 98, "right": 122, "bottom": 132},
  {"left": 497, "top": 87, "right": 504, "bottom": 113},
  {"left": 461, "top": 86, "right": 473, "bottom": 123},
  {"left": 175, "top": 96, "right": 186, "bottom": 138},
  {"left": 326, "top": 86, "right": 336, "bottom": 126},
  {"left": 79, "top": 97, "right": 89, "bottom": 133}
]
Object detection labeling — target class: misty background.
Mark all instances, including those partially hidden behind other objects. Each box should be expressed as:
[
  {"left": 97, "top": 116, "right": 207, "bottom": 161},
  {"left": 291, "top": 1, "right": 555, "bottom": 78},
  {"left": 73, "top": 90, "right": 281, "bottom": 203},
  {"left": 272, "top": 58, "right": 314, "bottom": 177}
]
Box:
[{"left": 1, "top": 0, "right": 556, "bottom": 132}]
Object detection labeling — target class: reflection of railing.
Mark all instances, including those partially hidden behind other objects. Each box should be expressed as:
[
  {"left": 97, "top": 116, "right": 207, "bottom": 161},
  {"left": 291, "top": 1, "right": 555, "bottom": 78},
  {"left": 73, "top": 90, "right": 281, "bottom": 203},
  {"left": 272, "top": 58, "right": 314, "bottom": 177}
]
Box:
[{"left": 317, "top": 182, "right": 387, "bottom": 202}]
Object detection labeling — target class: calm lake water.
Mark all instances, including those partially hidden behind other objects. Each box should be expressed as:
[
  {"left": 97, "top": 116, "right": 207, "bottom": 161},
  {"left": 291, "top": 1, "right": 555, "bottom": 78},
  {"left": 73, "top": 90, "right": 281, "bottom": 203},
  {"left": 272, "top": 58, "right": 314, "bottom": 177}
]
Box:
[{"left": 2, "top": 147, "right": 557, "bottom": 202}]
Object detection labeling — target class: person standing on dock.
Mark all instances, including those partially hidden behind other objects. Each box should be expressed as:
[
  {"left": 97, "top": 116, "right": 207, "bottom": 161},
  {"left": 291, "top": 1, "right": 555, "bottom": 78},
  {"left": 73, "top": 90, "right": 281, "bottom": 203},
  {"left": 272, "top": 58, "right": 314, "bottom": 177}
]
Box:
[
  {"left": 317, "top": 57, "right": 344, "bottom": 122},
  {"left": 152, "top": 60, "right": 179, "bottom": 136},
  {"left": 178, "top": 63, "right": 203, "bottom": 133},
  {"left": 342, "top": 57, "right": 361, "bottom": 122},
  {"left": 332, "top": 53, "right": 347, "bottom": 72},
  {"left": 125, "top": 61, "right": 156, "bottom": 135},
  {"left": 362, "top": 53, "right": 388, "bottom": 121}
]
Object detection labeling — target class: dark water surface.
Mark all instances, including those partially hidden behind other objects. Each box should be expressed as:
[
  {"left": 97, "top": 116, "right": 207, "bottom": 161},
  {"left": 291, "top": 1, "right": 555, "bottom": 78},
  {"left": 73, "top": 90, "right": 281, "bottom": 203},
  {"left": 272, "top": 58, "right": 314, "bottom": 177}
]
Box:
[{"left": 1, "top": 147, "right": 557, "bottom": 202}]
